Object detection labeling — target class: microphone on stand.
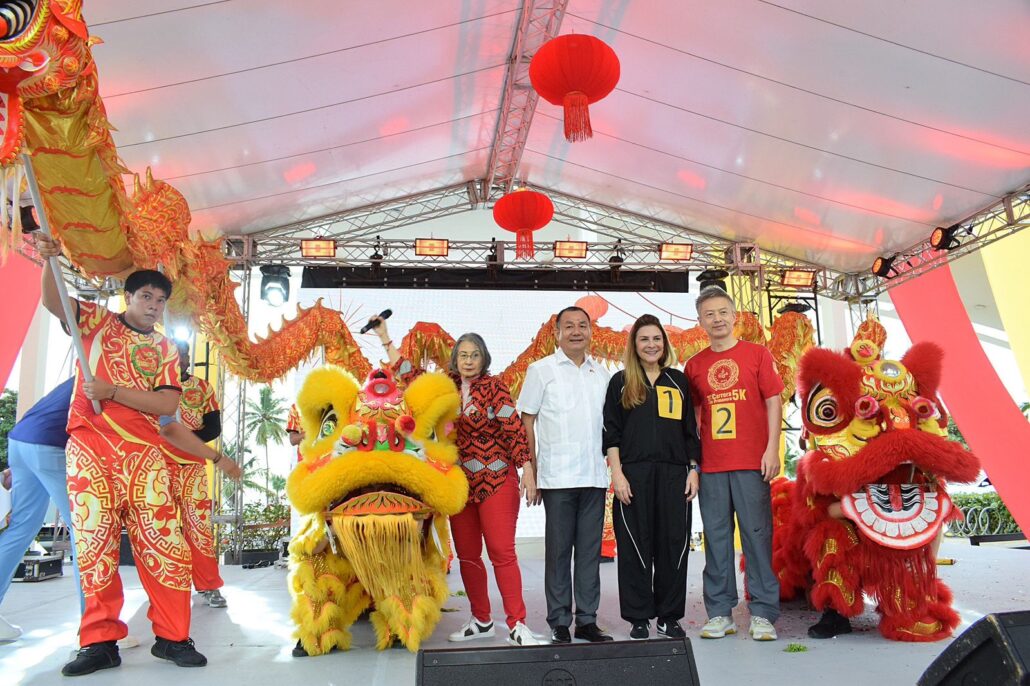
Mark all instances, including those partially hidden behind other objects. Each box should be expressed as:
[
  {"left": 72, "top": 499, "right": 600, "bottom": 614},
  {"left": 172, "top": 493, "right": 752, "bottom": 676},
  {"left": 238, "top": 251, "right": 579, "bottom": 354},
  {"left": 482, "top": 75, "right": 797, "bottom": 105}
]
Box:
[{"left": 359, "top": 309, "right": 393, "bottom": 334}]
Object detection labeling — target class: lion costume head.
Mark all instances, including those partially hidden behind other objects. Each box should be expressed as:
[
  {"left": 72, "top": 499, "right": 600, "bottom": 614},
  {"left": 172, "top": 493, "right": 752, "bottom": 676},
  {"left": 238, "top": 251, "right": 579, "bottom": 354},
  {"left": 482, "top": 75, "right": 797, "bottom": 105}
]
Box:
[
  {"left": 286, "top": 365, "right": 467, "bottom": 653},
  {"left": 773, "top": 317, "right": 981, "bottom": 642}
]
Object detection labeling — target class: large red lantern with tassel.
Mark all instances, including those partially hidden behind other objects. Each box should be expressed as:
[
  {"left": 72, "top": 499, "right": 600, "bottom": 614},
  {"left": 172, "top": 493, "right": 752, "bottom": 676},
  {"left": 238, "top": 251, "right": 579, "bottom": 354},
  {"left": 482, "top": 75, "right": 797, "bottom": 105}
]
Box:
[
  {"left": 492, "top": 189, "right": 554, "bottom": 259},
  {"left": 529, "top": 34, "right": 620, "bottom": 142}
]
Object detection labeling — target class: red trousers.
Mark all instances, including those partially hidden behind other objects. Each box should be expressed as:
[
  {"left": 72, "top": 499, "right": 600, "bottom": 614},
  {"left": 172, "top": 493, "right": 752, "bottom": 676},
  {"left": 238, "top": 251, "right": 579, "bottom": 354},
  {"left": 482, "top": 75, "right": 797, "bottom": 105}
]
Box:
[
  {"left": 166, "top": 461, "right": 223, "bottom": 591},
  {"left": 450, "top": 473, "right": 526, "bottom": 629},
  {"left": 66, "top": 428, "right": 192, "bottom": 645}
]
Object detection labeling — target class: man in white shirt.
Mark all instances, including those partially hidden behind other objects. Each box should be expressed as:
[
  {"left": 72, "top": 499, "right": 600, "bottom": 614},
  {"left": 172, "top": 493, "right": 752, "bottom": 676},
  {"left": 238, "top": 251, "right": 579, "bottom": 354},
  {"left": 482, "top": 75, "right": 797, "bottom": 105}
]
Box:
[{"left": 518, "top": 306, "right": 613, "bottom": 644}]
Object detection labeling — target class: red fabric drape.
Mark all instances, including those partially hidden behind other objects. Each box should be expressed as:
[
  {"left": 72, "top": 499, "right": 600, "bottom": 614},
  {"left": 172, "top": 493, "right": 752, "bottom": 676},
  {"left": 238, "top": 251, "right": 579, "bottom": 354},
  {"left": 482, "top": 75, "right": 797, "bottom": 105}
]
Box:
[
  {"left": 890, "top": 263, "right": 1030, "bottom": 535},
  {"left": 0, "top": 256, "right": 41, "bottom": 388}
]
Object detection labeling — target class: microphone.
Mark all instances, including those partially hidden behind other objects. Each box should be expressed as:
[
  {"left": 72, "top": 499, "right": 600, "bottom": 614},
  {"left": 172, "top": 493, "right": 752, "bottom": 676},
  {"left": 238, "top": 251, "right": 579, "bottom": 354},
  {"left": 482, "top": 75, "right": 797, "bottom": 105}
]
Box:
[{"left": 359, "top": 309, "right": 393, "bottom": 334}]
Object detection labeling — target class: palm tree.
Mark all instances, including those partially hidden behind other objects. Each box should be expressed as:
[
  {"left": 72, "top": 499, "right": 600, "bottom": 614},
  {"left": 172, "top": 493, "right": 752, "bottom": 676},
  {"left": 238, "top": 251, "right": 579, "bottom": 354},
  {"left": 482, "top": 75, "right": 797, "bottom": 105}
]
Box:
[
  {"left": 245, "top": 386, "right": 288, "bottom": 503},
  {"left": 220, "top": 446, "right": 273, "bottom": 505}
]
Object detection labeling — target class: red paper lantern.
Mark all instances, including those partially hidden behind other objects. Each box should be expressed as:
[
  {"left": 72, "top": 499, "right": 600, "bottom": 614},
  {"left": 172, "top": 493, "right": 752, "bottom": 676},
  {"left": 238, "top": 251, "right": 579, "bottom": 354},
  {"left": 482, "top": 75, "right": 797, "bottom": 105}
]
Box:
[
  {"left": 529, "top": 34, "right": 620, "bottom": 142},
  {"left": 492, "top": 189, "right": 554, "bottom": 259},
  {"left": 575, "top": 295, "right": 609, "bottom": 322}
]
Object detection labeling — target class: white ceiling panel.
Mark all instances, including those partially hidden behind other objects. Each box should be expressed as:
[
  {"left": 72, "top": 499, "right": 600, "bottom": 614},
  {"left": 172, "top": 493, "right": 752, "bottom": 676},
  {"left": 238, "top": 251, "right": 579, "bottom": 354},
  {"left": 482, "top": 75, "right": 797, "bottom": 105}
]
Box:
[{"left": 64, "top": 0, "right": 1027, "bottom": 272}]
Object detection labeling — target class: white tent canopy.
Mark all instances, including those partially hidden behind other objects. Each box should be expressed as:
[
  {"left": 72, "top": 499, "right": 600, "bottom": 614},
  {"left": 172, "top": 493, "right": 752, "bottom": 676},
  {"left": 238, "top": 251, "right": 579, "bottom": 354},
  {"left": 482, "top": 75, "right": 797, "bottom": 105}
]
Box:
[{"left": 89, "top": 0, "right": 1030, "bottom": 275}]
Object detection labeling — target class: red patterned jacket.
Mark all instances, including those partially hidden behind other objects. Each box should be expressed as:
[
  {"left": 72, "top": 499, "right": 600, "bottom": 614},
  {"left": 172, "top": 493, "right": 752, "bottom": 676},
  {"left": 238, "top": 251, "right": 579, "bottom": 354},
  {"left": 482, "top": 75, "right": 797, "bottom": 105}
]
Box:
[{"left": 395, "top": 359, "right": 530, "bottom": 503}]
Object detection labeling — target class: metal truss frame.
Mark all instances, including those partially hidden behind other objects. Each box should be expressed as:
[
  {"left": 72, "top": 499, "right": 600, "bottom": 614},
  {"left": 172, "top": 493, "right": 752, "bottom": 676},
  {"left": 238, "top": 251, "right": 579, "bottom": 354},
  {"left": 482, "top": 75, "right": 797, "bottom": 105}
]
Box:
[
  {"left": 235, "top": 181, "right": 1028, "bottom": 304},
  {"left": 866, "top": 184, "right": 1030, "bottom": 299},
  {"left": 217, "top": 264, "right": 251, "bottom": 565},
  {"left": 483, "top": 0, "right": 568, "bottom": 201}
]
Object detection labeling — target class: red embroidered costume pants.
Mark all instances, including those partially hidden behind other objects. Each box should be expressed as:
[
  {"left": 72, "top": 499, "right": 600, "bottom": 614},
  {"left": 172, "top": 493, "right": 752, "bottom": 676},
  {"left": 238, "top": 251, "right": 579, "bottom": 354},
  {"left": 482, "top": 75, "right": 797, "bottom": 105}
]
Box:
[{"left": 66, "top": 427, "right": 192, "bottom": 645}]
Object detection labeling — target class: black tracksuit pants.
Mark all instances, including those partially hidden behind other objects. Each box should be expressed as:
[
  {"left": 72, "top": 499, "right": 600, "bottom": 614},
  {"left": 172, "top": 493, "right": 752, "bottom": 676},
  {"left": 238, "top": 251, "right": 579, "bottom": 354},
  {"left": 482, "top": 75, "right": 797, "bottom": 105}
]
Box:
[{"left": 614, "top": 461, "right": 692, "bottom": 623}]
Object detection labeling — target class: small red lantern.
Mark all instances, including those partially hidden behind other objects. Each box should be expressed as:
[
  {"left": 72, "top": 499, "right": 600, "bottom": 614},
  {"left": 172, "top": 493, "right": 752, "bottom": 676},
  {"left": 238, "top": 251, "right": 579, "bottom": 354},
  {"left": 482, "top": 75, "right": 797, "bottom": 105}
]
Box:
[
  {"left": 492, "top": 189, "right": 554, "bottom": 259},
  {"left": 529, "top": 34, "right": 620, "bottom": 142}
]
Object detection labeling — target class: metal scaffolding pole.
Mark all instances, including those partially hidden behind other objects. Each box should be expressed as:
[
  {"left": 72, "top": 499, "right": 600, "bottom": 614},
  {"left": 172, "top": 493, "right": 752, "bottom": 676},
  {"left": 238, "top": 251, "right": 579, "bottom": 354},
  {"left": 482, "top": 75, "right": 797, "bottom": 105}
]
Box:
[{"left": 483, "top": 0, "right": 568, "bottom": 201}]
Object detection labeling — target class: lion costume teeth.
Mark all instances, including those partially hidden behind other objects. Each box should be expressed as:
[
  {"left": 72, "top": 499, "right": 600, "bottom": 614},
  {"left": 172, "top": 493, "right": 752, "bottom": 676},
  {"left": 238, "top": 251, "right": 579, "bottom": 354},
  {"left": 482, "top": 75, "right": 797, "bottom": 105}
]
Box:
[{"left": 286, "top": 365, "right": 467, "bottom": 654}]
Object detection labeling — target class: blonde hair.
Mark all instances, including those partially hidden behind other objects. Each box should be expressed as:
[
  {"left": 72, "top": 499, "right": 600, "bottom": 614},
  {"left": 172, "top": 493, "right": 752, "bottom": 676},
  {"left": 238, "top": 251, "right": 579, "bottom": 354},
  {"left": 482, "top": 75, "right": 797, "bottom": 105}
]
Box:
[{"left": 621, "top": 314, "right": 677, "bottom": 409}]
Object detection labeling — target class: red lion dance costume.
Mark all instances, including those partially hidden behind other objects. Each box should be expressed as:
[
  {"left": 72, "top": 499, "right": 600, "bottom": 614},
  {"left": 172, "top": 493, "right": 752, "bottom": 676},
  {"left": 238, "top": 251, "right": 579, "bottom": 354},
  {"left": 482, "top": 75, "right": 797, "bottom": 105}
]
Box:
[{"left": 772, "top": 318, "right": 980, "bottom": 642}]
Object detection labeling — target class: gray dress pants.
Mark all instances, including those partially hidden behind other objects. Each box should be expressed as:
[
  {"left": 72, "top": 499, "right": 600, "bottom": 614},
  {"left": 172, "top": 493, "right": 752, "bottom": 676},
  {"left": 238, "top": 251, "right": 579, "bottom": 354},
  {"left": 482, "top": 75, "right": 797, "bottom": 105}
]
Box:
[{"left": 541, "top": 487, "right": 606, "bottom": 628}]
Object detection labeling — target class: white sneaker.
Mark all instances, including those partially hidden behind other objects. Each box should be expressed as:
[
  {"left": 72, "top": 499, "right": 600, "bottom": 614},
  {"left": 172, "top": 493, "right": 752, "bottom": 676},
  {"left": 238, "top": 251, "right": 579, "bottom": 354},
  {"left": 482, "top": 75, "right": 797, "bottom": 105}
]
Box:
[
  {"left": 508, "top": 621, "right": 542, "bottom": 646},
  {"left": 448, "top": 617, "right": 495, "bottom": 642},
  {"left": 204, "top": 590, "right": 228, "bottom": 608},
  {"left": 749, "top": 616, "right": 778, "bottom": 641},
  {"left": 700, "top": 616, "right": 736, "bottom": 639},
  {"left": 0, "top": 614, "right": 21, "bottom": 642}
]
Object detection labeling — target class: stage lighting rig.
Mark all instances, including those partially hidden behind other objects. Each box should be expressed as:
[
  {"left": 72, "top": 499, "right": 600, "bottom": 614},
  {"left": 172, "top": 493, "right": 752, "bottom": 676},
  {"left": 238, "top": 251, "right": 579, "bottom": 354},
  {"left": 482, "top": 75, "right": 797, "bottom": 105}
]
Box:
[
  {"left": 777, "top": 302, "right": 813, "bottom": 315},
  {"left": 871, "top": 255, "right": 897, "bottom": 278},
  {"left": 929, "top": 224, "right": 963, "bottom": 251},
  {"left": 697, "top": 268, "right": 729, "bottom": 291},
  {"left": 260, "top": 265, "right": 290, "bottom": 306},
  {"left": 609, "top": 239, "right": 625, "bottom": 282}
]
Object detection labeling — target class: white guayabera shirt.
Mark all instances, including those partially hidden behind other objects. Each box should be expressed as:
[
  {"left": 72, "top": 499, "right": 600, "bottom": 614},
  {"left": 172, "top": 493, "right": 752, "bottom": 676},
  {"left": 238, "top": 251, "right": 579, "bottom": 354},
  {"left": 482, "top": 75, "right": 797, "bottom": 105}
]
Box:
[{"left": 517, "top": 348, "right": 610, "bottom": 490}]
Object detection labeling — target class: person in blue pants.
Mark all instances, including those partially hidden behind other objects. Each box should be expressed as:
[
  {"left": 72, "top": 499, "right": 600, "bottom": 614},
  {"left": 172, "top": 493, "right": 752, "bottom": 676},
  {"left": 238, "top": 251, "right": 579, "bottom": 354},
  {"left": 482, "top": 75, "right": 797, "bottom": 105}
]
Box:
[{"left": 0, "top": 377, "right": 82, "bottom": 642}]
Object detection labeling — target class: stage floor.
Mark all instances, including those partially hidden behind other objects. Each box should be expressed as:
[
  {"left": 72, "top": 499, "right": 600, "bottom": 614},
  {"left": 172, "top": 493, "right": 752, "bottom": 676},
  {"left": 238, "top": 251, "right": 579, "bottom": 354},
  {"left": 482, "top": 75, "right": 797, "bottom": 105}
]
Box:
[{"left": 1, "top": 538, "right": 1026, "bottom": 685}]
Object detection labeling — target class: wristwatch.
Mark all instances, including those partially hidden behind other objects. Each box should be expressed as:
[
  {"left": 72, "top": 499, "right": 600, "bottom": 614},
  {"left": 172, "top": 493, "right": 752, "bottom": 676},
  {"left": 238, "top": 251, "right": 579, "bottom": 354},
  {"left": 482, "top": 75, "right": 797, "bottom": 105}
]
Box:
[{"left": 689, "top": 463, "right": 700, "bottom": 472}]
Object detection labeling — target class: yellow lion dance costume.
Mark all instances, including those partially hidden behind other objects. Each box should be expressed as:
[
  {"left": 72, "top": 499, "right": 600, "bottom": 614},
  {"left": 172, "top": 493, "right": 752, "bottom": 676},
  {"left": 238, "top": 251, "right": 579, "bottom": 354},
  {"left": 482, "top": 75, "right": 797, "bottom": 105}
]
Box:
[{"left": 286, "top": 365, "right": 468, "bottom": 654}]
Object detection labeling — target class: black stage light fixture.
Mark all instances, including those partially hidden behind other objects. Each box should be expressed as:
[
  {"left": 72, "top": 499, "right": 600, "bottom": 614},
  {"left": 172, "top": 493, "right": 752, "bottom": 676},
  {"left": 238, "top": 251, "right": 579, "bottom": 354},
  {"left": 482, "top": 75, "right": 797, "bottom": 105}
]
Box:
[
  {"left": 696, "top": 268, "right": 729, "bottom": 291},
  {"left": 778, "top": 302, "right": 813, "bottom": 315},
  {"left": 929, "top": 224, "right": 962, "bottom": 251},
  {"left": 871, "top": 255, "right": 897, "bottom": 278},
  {"left": 609, "top": 239, "right": 625, "bottom": 283},
  {"left": 259, "top": 265, "right": 290, "bottom": 306}
]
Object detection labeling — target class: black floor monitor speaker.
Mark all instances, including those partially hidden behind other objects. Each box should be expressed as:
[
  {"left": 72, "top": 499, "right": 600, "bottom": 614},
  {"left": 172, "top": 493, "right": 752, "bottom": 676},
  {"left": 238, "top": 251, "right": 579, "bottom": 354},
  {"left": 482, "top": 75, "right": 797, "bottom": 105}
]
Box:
[
  {"left": 918, "top": 611, "right": 1030, "bottom": 685},
  {"left": 417, "top": 637, "right": 699, "bottom": 686}
]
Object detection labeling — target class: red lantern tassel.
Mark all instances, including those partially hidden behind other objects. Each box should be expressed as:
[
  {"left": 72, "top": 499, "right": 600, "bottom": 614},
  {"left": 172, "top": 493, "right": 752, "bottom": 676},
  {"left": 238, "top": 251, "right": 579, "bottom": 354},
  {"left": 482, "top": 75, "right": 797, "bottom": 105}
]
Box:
[
  {"left": 515, "top": 229, "right": 535, "bottom": 259},
  {"left": 562, "top": 91, "right": 593, "bottom": 142}
]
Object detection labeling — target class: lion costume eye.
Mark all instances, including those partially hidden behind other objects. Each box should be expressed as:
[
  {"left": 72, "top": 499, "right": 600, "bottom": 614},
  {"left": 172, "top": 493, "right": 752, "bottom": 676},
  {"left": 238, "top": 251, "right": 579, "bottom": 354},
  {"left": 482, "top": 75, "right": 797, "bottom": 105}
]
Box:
[
  {"left": 319, "top": 408, "right": 338, "bottom": 439},
  {"left": 806, "top": 385, "right": 841, "bottom": 428}
]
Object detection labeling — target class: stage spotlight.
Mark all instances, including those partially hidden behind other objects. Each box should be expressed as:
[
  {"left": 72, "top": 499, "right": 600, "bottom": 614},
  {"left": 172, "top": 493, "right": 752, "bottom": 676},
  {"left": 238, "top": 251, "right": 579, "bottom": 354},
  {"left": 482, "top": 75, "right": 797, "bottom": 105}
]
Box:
[
  {"left": 486, "top": 238, "right": 503, "bottom": 278},
  {"left": 781, "top": 269, "right": 816, "bottom": 288},
  {"left": 301, "top": 238, "right": 336, "bottom": 258},
  {"left": 415, "top": 238, "right": 449, "bottom": 257},
  {"left": 929, "top": 224, "right": 962, "bottom": 251},
  {"left": 554, "top": 240, "right": 588, "bottom": 259},
  {"left": 172, "top": 326, "right": 192, "bottom": 342},
  {"left": 871, "top": 255, "right": 897, "bottom": 278},
  {"left": 697, "top": 268, "right": 729, "bottom": 291},
  {"left": 659, "top": 242, "right": 693, "bottom": 261},
  {"left": 259, "top": 265, "right": 290, "bottom": 306},
  {"left": 609, "top": 240, "right": 625, "bottom": 282},
  {"left": 778, "top": 302, "right": 813, "bottom": 315}
]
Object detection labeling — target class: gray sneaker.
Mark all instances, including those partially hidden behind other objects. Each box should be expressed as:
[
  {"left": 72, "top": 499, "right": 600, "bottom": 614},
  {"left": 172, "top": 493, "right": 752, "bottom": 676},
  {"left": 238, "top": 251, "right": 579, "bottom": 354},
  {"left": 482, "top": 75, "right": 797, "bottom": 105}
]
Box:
[{"left": 203, "top": 590, "right": 227, "bottom": 608}]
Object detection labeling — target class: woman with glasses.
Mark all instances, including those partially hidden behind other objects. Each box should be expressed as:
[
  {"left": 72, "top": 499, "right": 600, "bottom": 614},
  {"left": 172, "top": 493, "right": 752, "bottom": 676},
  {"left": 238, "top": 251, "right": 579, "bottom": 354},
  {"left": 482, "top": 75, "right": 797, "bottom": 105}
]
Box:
[{"left": 368, "top": 317, "right": 541, "bottom": 647}]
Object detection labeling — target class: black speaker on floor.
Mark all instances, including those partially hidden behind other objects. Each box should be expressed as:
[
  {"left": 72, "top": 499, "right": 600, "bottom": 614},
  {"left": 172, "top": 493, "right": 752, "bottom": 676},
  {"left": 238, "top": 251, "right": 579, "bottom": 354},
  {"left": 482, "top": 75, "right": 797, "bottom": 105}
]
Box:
[
  {"left": 918, "top": 611, "right": 1030, "bottom": 685},
  {"left": 417, "top": 637, "right": 699, "bottom": 686}
]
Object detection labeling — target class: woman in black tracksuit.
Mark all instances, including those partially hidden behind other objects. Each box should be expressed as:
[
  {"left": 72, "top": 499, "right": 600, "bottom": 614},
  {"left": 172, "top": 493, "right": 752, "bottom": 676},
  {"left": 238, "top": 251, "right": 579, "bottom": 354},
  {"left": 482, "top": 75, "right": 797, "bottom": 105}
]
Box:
[{"left": 603, "top": 314, "right": 701, "bottom": 640}]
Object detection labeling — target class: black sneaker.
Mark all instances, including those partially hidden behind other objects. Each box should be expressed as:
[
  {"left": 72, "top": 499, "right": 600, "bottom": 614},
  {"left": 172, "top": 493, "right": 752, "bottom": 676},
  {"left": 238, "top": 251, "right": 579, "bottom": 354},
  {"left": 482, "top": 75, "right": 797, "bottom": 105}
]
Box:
[
  {"left": 550, "top": 626, "right": 571, "bottom": 644},
  {"left": 629, "top": 621, "right": 649, "bottom": 640},
  {"left": 808, "top": 609, "right": 853, "bottom": 639},
  {"left": 656, "top": 618, "right": 686, "bottom": 638},
  {"left": 574, "top": 623, "right": 614, "bottom": 642},
  {"left": 151, "top": 636, "right": 208, "bottom": 667},
  {"left": 62, "top": 641, "right": 121, "bottom": 676}
]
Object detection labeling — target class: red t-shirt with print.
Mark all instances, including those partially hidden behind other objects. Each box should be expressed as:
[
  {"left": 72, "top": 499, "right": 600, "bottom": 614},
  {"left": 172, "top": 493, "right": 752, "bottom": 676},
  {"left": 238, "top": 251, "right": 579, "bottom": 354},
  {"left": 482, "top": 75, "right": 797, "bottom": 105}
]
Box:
[
  {"left": 685, "top": 340, "right": 784, "bottom": 473},
  {"left": 67, "top": 301, "right": 181, "bottom": 441}
]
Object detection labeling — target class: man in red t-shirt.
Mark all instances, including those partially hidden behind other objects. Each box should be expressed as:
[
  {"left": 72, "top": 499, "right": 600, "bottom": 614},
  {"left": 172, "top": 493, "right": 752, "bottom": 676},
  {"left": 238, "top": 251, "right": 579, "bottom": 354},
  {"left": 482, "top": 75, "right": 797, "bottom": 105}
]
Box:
[
  {"left": 685, "top": 287, "right": 784, "bottom": 642},
  {"left": 36, "top": 234, "right": 208, "bottom": 676}
]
